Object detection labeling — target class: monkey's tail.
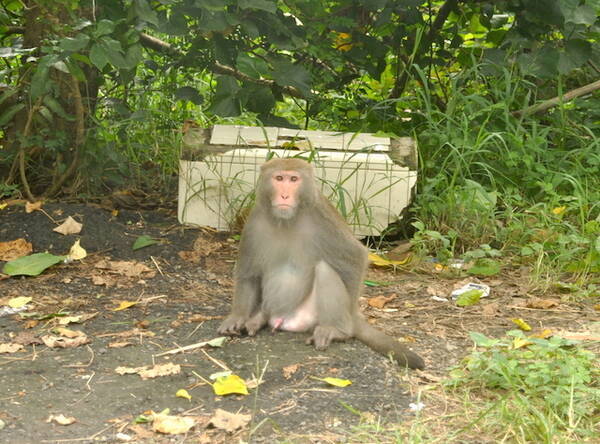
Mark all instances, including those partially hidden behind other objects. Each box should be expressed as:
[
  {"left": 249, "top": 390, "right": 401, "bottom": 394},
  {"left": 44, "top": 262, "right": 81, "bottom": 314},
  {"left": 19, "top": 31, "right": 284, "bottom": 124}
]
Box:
[{"left": 354, "top": 318, "right": 425, "bottom": 369}]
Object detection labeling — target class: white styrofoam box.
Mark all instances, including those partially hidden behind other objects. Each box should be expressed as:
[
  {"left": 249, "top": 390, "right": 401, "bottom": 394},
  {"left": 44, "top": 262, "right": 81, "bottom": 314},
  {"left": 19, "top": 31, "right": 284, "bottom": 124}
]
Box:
[{"left": 178, "top": 147, "right": 417, "bottom": 237}]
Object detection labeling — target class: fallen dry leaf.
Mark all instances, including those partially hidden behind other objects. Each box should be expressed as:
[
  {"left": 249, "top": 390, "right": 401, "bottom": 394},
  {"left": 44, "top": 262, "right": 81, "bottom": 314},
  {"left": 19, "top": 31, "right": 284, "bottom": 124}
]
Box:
[
  {"left": 91, "top": 274, "right": 114, "bottom": 286},
  {"left": 52, "top": 327, "right": 86, "bottom": 338},
  {"left": 57, "top": 313, "right": 98, "bottom": 325},
  {"left": 367, "top": 294, "right": 396, "bottom": 309},
  {"left": 112, "top": 300, "right": 138, "bottom": 311},
  {"left": 554, "top": 331, "right": 600, "bottom": 341},
  {"left": 25, "top": 201, "right": 43, "bottom": 213},
  {"left": 108, "top": 341, "right": 133, "bottom": 348},
  {"left": 46, "top": 414, "right": 76, "bottom": 426},
  {"left": 526, "top": 298, "right": 559, "bottom": 309},
  {"left": 481, "top": 302, "right": 500, "bottom": 316},
  {"left": 152, "top": 412, "right": 195, "bottom": 435},
  {"left": 282, "top": 364, "right": 299, "bottom": 379},
  {"left": 53, "top": 216, "right": 83, "bottom": 235},
  {"left": 0, "top": 238, "right": 33, "bottom": 261},
  {"left": 0, "top": 343, "right": 23, "bottom": 353},
  {"left": 115, "top": 362, "right": 181, "bottom": 379},
  {"left": 67, "top": 239, "right": 87, "bottom": 260},
  {"left": 209, "top": 409, "right": 251, "bottom": 433},
  {"left": 12, "top": 331, "right": 42, "bottom": 345},
  {"left": 95, "top": 259, "right": 155, "bottom": 278},
  {"left": 41, "top": 334, "right": 90, "bottom": 348},
  {"left": 189, "top": 314, "right": 222, "bottom": 322}
]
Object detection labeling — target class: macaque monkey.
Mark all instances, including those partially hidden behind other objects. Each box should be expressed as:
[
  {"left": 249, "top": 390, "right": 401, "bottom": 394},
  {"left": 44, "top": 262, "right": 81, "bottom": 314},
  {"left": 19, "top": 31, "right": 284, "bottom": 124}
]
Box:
[{"left": 218, "top": 158, "right": 424, "bottom": 369}]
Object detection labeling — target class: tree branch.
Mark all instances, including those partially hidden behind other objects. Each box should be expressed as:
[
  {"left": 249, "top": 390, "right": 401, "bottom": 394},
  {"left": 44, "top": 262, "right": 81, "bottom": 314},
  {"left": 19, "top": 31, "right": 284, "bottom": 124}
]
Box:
[
  {"left": 513, "top": 78, "right": 600, "bottom": 117},
  {"left": 139, "top": 32, "right": 305, "bottom": 98}
]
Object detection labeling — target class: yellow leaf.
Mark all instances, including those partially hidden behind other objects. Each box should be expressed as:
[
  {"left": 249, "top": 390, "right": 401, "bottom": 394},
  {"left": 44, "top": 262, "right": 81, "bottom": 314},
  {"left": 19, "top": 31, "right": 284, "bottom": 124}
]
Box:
[
  {"left": 368, "top": 252, "right": 410, "bottom": 267},
  {"left": 213, "top": 374, "right": 249, "bottom": 396},
  {"left": 25, "top": 201, "right": 43, "bottom": 213},
  {"left": 312, "top": 376, "right": 352, "bottom": 387},
  {"left": 111, "top": 209, "right": 119, "bottom": 217},
  {"left": 68, "top": 239, "right": 87, "bottom": 260},
  {"left": 176, "top": 389, "right": 192, "bottom": 400},
  {"left": 512, "top": 337, "right": 531, "bottom": 349},
  {"left": 8, "top": 296, "right": 32, "bottom": 308},
  {"left": 551, "top": 206, "right": 566, "bottom": 215},
  {"left": 0, "top": 203, "right": 7, "bottom": 210},
  {"left": 112, "top": 300, "right": 138, "bottom": 311},
  {"left": 530, "top": 329, "right": 553, "bottom": 339},
  {"left": 333, "top": 32, "right": 353, "bottom": 51},
  {"left": 512, "top": 318, "right": 532, "bottom": 331}
]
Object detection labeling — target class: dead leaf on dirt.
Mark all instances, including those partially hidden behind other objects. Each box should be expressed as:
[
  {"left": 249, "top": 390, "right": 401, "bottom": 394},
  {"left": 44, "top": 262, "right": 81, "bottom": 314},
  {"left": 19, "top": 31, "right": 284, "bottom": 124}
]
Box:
[
  {"left": 189, "top": 314, "right": 222, "bottom": 322},
  {"left": 52, "top": 327, "right": 86, "bottom": 338},
  {"left": 41, "top": 334, "right": 90, "bottom": 348},
  {"left": 99, "top": 328, "right": 155, "bottom": 339},
  {"left": 213, "top": 374, "right": 249, "bottom": 396},
  {"left": 0, "top": 239, "right": 33, "bottom": 261},
  {"left": 594, "top": 304, "right": 600, "bottom": 311},
  {"left": 179, "top": 237, "right": 223, "bottom": 264},
  {"left": 25, "top": 201, "right": 43, "bottom": 213},
  {"left": 24, "top": 320, "right": 39, "bottom": 329},
  {"left": 554, "top": 331, "right": 600, "bottom": 341},
  {"left": 67, "top": 239, "right": 87, "bottom": 260},
  {"left": 367, "top": 294, "right": 396, "bottom": 309},
  {"left": 95, "top": 259, "right": 156, "bottom": 278},
  {"left": 108, "top": 341, "right": 133, "bottom": 348},
  {"left": 369, "top": 252, "right": 410, "bottom": 267},
  {"left": 126, "top": 424, "right": 155, "bottom": 440},
  {"left": 481, "top": 302, "right": 500, "bottom": 316},
  {"left": 112, "top": 300, "right": 138, "bottom": 311},
  {"left": 53, "top": 216, "right": 83, "bottom": 235},
  {"left": 209, "top": 409, "right": 251, "bottom": 433},
  {"left": 8, "top": 296, "right": 32, "bottom": 308},
  {"left": 91, "top": 274, "right": 115, "bottom": 286},
  {"left": 525, "top": 297, "right": 559, "bottom": 309},
  {"left": 283, "top": 364, "right": 299, "bottom": 379},
  {"left": 46, "top": 414, "right": 76, "bottom": 426},
  {"left": 57, "top": 313, "right": 98, "bottom": 325},
  {"left": 0, "top": 343, "right": 23, "bottom": 353},
  {"left": 12, "top": 331, "right": 42, "bottom": 345},
  {"left": 116, "top": 362, "right": 181, "bottom": 379},
  {"left": 511, "top": 318, "right": 532, "bottom": 331},
  {"left": 152, "top": 411, "right": 196, "bottom": 435}
]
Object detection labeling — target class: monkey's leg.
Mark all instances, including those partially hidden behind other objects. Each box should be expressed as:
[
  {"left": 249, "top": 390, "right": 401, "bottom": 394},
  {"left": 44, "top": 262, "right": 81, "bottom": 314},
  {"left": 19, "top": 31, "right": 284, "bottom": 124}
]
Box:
[
  {"left": 245, "top": 310, "right": 267, "bottom": 336},
  {"left": 307, "top": 261, "right": 353, "bottom": 350},
  {"left": 218, "top": 277, "right": 261, "bottom": 335}
]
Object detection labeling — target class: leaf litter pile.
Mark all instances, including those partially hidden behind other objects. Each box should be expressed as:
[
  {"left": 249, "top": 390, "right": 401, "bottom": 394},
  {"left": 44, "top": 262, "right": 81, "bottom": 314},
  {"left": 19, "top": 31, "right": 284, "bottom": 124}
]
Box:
[{"left": 0, "top": 202, "right": 598, "bottom": 442}]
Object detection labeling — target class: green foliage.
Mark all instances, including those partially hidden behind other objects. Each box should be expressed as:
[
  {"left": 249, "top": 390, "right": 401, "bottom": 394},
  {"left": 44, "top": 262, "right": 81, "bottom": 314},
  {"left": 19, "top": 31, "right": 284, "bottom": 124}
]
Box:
[
  {"left": 3, "top": 253, "right": 67, "bottom": 276},
  {"left": 447, "top": 330, "right": 600, "bottom": 441}
]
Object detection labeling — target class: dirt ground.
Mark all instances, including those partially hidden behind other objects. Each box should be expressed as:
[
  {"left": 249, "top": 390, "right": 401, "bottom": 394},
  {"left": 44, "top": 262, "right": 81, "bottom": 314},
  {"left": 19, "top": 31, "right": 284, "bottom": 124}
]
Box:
[{"left": 0, "top": 202, "right": 598, "bottom": 443}]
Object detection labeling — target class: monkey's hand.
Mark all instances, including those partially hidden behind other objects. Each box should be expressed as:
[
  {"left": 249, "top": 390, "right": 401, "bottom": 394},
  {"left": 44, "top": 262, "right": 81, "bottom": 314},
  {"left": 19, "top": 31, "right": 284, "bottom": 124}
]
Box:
[
  {"left": 307, "top": 325, "right": 349, "bottom": 350},
  {"left": 217, "top": 316, "right": 248, "bottom": 335}
]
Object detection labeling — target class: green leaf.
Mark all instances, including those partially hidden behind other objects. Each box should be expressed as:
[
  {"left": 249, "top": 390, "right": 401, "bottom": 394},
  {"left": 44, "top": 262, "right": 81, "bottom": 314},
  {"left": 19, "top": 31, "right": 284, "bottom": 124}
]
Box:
[
  {"left": 238, "top": 0, "right": 277, "bottom": 13},
  {"left": 132, "top": 235, "right": 160, "bottom": 251},
  {"left": 59, "top": 34, "right": 90, "bottom": 52},
  {"left": 30, "top": 63, "right": 51, "bottom": 100},
  {"left": 239, "top": 85, "right": 275, "bottom": 114},
  {"left": 134, "top": 0, "right": 159, "bottom": 25},
  {"left": 236, "top": 53, "right": 269, "bottom": 79},
  {"left": 3, "top": 253, "right": 67, "bottom": 276},
  {"left": 89, "top": 44, "right": 108, "bottom": 70},
  {"left": 0, "top": 103, "right": 24, "bottom": 127},
  {"left": 174, "top": 86, "right": 204, "bottom": 105},
  {"left": 456, "top": 289, "right": 482, "bottom": 307},
  {"left": 94, "top": 19, "right": 116, "bottom": 37},
  {"left": 272, "top": 60, "right": 312, "bottom": 97},
  {"left": 468, "top": 258, "right": 501, "bottom": 276},
  {"left": 469, "top": 332, "right": 500, "bottom": 347},
  {"left": 566, "top": 4, "right": 597, "bottom": 25}
]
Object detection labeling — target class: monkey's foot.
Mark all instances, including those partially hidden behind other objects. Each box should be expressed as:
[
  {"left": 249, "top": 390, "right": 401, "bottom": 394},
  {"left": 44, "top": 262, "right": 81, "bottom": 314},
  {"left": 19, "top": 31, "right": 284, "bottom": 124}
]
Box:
[
  {"left": 307, "top": 325, "right": 349, "bottom": 350},
  {"left": 217, "top": 316, "right": 248, "bottom": 335},
  {"left": 245, "top": 312, "right": 267, "bottom": 336}
]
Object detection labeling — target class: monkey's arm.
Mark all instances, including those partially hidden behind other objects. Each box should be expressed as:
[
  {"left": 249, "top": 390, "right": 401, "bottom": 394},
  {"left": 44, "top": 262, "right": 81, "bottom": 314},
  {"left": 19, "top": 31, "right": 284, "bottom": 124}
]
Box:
[{"left": 218, "top": 276, "right": 261, "bottom": 335}]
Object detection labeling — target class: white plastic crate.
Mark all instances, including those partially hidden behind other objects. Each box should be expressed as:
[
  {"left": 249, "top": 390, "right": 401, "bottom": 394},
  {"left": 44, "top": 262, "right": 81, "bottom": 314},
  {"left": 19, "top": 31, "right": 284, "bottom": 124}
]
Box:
[{"left": 178, "top": 125, "right": 417, "bottom": 237}]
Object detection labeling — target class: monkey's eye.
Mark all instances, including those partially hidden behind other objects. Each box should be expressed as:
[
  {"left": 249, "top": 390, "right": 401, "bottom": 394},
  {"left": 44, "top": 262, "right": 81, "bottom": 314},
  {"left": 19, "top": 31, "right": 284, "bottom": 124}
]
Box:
[
  {"left": 275, "top": 175, "right": 284, "bottom": 181},
  {"left": 290, "top": 176, "right": 299, "bottom": 182}
]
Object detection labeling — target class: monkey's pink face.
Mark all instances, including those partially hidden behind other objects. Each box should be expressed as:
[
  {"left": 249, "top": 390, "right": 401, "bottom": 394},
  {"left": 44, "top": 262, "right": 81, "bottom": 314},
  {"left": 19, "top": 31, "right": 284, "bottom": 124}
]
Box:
[{"left": 270, "top": 170, "right": 302, "bottom": 219}]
